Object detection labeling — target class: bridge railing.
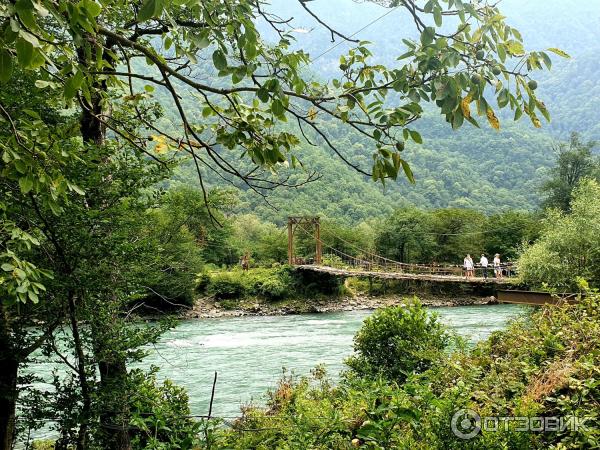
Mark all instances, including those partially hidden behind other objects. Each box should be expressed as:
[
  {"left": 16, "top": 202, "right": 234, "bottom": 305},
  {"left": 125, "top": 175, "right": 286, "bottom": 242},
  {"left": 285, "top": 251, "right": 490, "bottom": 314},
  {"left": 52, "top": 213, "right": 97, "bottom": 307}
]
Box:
[
  {"left": 320, "top": 249, "right": 516, "bottom": 279},
  {"left": 294, "top": 224, "right": 515, "bottom": 278}
]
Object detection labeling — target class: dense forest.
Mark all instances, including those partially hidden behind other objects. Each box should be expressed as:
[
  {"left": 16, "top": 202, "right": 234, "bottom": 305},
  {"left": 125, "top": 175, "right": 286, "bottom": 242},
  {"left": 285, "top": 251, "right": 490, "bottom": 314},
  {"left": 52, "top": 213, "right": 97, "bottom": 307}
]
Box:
[{"left": 1, "top": 0, "right": 600, "bottom": 449}]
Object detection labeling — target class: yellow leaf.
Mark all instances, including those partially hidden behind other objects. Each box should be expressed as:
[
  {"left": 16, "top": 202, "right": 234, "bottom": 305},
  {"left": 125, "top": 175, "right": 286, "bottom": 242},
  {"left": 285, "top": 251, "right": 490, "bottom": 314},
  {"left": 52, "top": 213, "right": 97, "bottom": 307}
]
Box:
[
  {"left": 486, "top": 107, "right": 500, "bottom": 130},
  {"left": 155, "top": 143, "right": 168, "bottom": 154},
  {"left": 307, "top": 107, "right": 317, "bottom": 121},
  {"left": 532, "top": 117, "right": 542, "bottom": 128},
  {"left": 506, "top": 41, "right": 525, "bottom": 56},
  {"left": 460, "top": 93, "right": 473, "bottom": 120}
]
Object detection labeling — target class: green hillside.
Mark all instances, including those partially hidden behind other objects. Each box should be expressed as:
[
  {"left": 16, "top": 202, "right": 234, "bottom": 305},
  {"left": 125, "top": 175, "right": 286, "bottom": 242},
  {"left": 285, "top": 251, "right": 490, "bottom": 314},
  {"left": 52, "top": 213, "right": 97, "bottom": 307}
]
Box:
[{"left": 171, "top": 0, "right": 600, "bottom": 223}]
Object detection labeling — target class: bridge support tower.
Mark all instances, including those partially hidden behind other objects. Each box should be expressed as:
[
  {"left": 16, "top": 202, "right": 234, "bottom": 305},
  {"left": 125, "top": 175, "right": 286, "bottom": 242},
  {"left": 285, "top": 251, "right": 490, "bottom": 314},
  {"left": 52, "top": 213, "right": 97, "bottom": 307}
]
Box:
[{"left": 287, "top": 216, "right": 322, "bottom": 265}]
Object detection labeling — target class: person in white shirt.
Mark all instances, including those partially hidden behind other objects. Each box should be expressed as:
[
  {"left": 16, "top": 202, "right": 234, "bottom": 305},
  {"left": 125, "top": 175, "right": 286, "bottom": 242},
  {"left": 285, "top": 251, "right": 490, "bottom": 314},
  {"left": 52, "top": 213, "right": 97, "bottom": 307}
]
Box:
[
  {"left": 493, "top": 253, "right": 502, "bottom": 279},
  {"left": 463, "top": 254, "right": 474, "bottom": 278},
  {"left": 480, "top": 254, "right": 489, "bottom": 279}
]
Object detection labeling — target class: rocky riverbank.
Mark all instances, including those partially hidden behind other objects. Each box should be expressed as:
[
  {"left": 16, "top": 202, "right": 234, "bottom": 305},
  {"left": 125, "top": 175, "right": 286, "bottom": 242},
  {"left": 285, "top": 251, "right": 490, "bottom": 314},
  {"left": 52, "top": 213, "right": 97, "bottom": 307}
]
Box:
[{"left": 182, "top": 294, "right": 499, "bottom": 319}]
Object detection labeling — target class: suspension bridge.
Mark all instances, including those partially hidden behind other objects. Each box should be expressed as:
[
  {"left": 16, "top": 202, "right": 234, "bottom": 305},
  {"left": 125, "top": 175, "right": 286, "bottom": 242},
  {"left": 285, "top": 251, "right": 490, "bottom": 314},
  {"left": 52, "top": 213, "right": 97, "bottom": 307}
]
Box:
[
  {"left": 287, "top": 216, "right": 513, "bottom": 287},
  {"left": 286, "top": 216, "right": 582, "bottom": 306}
]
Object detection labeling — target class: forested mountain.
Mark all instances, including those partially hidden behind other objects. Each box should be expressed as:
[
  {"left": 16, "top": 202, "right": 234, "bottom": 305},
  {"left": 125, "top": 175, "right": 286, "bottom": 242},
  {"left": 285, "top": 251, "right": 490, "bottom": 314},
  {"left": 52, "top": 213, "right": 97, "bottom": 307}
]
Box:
[{"left": 172, "top": 0, "right": 600, "bottom": 224}]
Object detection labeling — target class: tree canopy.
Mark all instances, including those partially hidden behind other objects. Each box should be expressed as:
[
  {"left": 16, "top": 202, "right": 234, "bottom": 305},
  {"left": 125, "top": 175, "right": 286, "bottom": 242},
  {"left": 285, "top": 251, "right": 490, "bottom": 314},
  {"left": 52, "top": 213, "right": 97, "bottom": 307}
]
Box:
[
  {"left": 1, "top": 0, "right": 562, "bottom": 200},
  {"left": 519, "top": 179, "right": 600, "bottom": 289},
  {"left": 540, "top": 132, "right": 599, "bottom": 212}
]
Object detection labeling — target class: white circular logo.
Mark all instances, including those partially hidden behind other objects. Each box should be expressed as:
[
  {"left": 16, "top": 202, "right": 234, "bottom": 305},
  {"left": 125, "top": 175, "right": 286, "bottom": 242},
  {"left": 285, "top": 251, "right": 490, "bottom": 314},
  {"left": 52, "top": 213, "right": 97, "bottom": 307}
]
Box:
[{"left": 451, "top": 408, "right": 481, "bottom": 440}]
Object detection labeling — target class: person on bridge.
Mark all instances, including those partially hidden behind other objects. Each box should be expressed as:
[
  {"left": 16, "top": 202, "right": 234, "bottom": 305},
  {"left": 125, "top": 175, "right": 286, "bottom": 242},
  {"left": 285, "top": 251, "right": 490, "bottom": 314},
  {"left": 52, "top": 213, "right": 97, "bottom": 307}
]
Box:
[
  {"left": 464, "top": 254, "right": 474, "bottom": 278},
  {"left": 480, "top": 254, "right": 489, "bottom": 279},
  {"left": 494, "top": 253, "right": 502, "bottom": 279}
]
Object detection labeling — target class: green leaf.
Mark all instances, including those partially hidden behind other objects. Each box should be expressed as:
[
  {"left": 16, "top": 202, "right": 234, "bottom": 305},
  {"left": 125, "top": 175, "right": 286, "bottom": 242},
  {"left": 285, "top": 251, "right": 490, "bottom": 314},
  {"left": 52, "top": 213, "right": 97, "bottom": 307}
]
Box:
[
  {"left": 547, "top": 48, "right": 570, "bottom": 59},
  {"left": 64, "top": 72, "right": 84, "bottom": 100},
  {"left": 433, "top": 7, "right": 443, "bottom": 27},
  {"left": 232, "top": 67, "right": 245, "bottom": 84},
  {"left": 16, "top": 38, "right": 34, "bottom": 67},
  {"left": 257, "top": 87, "right": 269, "bottom": 103},
  {"left": 540, "top": 52, "right": 552, "bottom": 70},
  {"left": 35, "top": 80, "right": 51, "bottom": 89},
  {"left": 1, "top": 263, "right": 15, "bottom": 272},
  {"left": 401, "top": 159, "right": 415, "bottom": 184},
  {"left": 28, "top": 290, "right": 39, "bottom": 303},
  {"left": 212, "top": 49, "right": 227, "bottom": 71},
  {"left": 409, "top": 130, "right": 423, "bottom": 144},
  {"left": 420, "top": 27, "right": 435, "bottom": 46},
  {"left": 244, "top": 41, "right": 258, "bottom": 60},
  {"left": 19, "top": 176, "right": 33, "bottom": 194},
  {"left": 83, "top": 0, "right": 102, "bottom": 18},
  {"left": 452, "top": 111, "right": 464, "bottom": 130},
  {"left": 497, "top": 43, "right": 507, "bottom": 63},
  {"left": 271, "top": 99, "right": 285, "bottom": 117},
  {"left": 14, "top": 159, "right": 27, "bottom": 174},
  {"left": 0, "top": 50, "right": 13, "bottom": 83},
  {"left": 138, "top": 0, "right": 162, "bottom": 22},
  {"left": 68, "top": 183, "right": 85, "bottom": 195},
  {"left": 192, "top": 30, "right": 210, "bottom": 49}
]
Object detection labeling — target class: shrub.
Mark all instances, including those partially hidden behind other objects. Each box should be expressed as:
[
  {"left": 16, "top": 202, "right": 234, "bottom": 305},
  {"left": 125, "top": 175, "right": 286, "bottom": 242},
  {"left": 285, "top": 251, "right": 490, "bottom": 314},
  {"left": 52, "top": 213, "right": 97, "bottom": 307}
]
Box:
[
  {"left": 31, "top": 441, "right": 55, "bottom": 450},
  {"left": 195, "top": 272, "right": 211, "bottom": 293},
  {"left": 258, "top": 276, "right": 288, "bottom": 300},
  {"left": 346, "top": 299, "right": 449, "bottom": 383},
  {"left": 128, "top": 369, "right": 201, "bottom": 449},
  {"left": 219, "top": 299, "right": 239, "bottom": 310},
  {"left": 207, "top": 273, "right": 245, "bottom": 300},
  {"left": 258, "top": 270, "right": 294, "bottom": 300}
]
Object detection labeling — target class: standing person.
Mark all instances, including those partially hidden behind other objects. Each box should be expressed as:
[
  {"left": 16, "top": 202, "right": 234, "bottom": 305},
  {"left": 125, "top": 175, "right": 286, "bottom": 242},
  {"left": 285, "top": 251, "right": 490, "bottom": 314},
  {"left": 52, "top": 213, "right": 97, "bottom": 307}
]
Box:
[
  {"left": 480, "top": 254, "right": 489, "bottom": 279},
  {"left": 240, "top": 252, "right": 250, "bottom": 272},
  {"left": 468, "top": 254, "right": 474, "bottom": 278},
  {"left": 493, "top": 253, "right": 502, "bottom": 279},
  {"left": 464, "top": 254, "right": 474, "bottom": 278}
]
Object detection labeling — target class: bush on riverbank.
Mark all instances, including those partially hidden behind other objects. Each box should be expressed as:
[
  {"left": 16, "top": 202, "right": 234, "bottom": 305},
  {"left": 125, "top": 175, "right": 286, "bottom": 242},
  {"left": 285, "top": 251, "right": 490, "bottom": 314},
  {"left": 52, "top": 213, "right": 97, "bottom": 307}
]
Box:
[
  {"left": 211, "top": 292, "right": 600, "bottom": 449},
  {"left": 199, "top": 266, "right": 346, "bottom": 302},
  {"left": 205, "top": 272, "right": 247, "bottom": 299},
  {"left": 200, "top": 267, "right": 297, "bottom": 301},
  {"left": 346, "top": 301, "right": 450, "bottom": 383}
]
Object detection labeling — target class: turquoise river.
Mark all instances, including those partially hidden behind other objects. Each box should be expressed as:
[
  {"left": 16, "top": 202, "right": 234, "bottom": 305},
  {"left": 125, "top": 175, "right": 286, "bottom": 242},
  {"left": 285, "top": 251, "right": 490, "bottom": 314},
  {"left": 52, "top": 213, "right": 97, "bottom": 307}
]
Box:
[
  {"left": 140, "top": 304, "right": 524, "bottom": 418},
  {"left": 24, "top": 303, "right": 525, "bottom": 443}
]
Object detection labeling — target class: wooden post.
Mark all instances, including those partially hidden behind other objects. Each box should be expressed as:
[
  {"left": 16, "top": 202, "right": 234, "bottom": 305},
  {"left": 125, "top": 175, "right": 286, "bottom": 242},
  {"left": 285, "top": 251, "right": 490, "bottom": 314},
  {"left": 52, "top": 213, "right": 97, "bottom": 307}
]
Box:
[
  {"left": 315, "top": 218, "right": 322, "bottom": 265},
  {"left": 287, "top": 219, "right": 294, "bottom": 265},
  {"left": 287, "top": 216, "right": 321, "bottom": 266}
]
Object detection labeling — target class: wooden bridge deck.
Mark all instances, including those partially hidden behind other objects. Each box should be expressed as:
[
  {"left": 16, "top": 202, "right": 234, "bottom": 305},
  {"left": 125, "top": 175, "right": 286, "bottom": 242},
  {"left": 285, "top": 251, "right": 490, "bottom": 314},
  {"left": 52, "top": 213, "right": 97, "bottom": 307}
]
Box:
[{"left": 297, "top": 265, "right": 513, "bottom": 285}]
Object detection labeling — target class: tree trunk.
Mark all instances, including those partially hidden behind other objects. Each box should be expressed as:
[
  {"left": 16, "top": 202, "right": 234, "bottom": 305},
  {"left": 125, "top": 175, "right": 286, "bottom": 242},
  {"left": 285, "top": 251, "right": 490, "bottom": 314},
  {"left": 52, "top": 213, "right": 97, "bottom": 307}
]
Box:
[
  {"left": 0, "top": 358, "right": 17, "bottom": 450},
  {"left": 67, "top": 292, "right": 91, "bottom": 450},
  {"left": 0, "top": 303, "right": 17, "bottom": 450},
  {"left": 77, "top": 35, "right": 132, "bottom": 450},
  {"left": 98, "top": 360, "right": 131, "bottom": 450}
]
